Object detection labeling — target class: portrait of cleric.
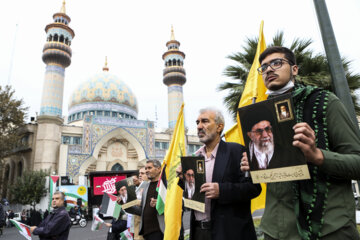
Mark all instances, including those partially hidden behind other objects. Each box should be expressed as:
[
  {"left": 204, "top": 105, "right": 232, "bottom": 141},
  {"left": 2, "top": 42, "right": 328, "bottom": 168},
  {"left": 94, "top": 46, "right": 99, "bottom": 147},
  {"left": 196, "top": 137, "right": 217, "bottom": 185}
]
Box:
[
  {"left": 115, "top": 178, "right": 137, "bottom": 204},
  {"left": 276, "top": 100, "right": 293, "bottom": 122},
  {"left": 184, "top": 167, "right": 203, "bottom": 203},
  {"left": 181, "top": 157, "right": 205, "bottom": 204},
  {"left": 239, "top": 99, "right": 305, "bottom": 171},
  {"left": 245, "top": 109, "right": 281, "bottom": 170}
]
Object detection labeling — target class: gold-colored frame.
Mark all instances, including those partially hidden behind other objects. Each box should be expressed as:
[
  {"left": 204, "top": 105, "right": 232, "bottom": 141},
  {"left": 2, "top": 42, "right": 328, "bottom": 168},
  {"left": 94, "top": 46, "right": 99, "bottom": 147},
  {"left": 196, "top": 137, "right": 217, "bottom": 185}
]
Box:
[
  {"left": 274, "top": 99, "right": 294, "bottom": 122},
  {"left": 196, "top": 160, "right": 204, "bottom": 174}
]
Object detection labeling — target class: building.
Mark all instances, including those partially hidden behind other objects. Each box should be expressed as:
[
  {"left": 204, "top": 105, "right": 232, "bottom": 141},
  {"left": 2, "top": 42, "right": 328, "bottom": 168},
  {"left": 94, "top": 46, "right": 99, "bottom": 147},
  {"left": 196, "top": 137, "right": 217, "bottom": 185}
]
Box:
[{"left": 1, "top": 1, "right": 201, "bottom": 199}]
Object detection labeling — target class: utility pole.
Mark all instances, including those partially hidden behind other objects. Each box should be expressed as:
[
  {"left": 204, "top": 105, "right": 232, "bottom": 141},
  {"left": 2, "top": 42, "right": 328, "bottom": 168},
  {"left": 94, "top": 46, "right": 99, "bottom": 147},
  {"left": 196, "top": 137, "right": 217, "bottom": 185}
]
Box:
[{"left": 313, "top": 0, "right": 359, "bottom": 131}]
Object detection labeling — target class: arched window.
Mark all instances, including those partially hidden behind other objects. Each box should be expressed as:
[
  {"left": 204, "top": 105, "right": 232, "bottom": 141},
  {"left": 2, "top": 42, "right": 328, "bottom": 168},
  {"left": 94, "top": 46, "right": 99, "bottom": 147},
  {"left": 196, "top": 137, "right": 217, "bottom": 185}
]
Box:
[
  {"left": 168, "top": 60, "right": 172, "bottom": 66},
  {"left": 177, "top": 59, "right": 180, "bottom": 66},
  {"left": 60, "top": 35, "right": 64, "bottom": 43},
  {"left": 49, "top": 35, "right": 53, "bottom": 41},
  {"left": 17, "top": 162, "right": 23, "bottom": 177},
  {"left": 172, "top": 59, "right": 176, "bottom": 66},
  {"left": 54, "top": 34, "right": 58, "bottom": 42},
  {"left": 111, "top": 163, "right": 124, "bottom": 171},
  {"left": 65, "top": 38, "right": 69, "bottom": 45}
]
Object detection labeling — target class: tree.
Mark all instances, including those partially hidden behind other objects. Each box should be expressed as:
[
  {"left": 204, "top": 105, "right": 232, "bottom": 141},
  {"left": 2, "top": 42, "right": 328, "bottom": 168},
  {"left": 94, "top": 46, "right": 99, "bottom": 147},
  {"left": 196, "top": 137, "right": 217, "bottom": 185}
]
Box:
[
  {"left": 10, "top": 170, "right": 49, "bottom": 209},
  {"left": 0, "top": 85, "right": 28, "bottom": 161},
  {"left": 218, "top": 31, "right": 360, "bottom": 120}
]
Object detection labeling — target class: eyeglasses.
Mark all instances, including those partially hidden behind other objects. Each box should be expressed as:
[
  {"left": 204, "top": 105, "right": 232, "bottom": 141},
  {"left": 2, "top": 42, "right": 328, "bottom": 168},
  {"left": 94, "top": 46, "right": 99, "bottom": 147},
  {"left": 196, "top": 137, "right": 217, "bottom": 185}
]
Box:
[
  {"left": 186, "top": 173, "right": 194, "bottom": 177},
  {"left": 257, "top": 58, "right": 292, "bottom": 74},
  {"left": 251, "top": 126, "right": 272, "bottom": 135}
]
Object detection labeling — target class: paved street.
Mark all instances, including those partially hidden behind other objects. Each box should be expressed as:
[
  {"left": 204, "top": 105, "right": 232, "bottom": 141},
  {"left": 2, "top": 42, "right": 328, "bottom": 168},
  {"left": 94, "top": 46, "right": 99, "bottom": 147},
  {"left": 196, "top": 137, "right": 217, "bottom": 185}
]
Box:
[
  {"left": 1, "top": 220, "right": 111, "bottom": 240},
  {"left": 1, "top": 210, "right": 266, "bottom": 239}
]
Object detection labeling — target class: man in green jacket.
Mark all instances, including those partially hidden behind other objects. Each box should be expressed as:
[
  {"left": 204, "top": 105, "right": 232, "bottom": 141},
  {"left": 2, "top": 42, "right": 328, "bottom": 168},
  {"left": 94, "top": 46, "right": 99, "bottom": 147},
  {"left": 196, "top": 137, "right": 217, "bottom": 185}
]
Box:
[{"left": 241, "top": 46, "right": 360, "bottom": 240}]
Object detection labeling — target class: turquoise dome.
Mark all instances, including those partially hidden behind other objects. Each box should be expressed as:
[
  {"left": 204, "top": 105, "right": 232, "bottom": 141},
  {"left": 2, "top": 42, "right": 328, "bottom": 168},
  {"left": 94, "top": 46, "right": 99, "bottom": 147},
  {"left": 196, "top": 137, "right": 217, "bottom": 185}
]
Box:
[{"left": 68, "top": 71, "right": 138, "bottom": 120}]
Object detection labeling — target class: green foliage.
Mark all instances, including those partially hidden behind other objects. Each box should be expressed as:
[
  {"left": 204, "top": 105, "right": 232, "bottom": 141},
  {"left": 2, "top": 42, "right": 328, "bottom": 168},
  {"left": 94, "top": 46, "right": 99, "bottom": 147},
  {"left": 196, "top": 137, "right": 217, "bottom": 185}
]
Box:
[
  {"left": 219, "top": 31, "right": 360, "bottom": 120},
  {"left": 0, "top": 85, "right": 28, "bottom": 161},
  {"left": 10, "top": 170, "right": 49, "bottom": 209}
]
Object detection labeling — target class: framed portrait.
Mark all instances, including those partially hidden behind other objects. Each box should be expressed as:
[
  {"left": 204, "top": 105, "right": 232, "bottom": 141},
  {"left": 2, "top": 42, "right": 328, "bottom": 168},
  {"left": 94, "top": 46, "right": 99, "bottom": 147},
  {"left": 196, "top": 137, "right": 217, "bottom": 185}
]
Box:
[
  {"left": 196, "top": 160, "right": 204, "bottom": 173},
  {"left": 117, "top": 177, "right": 140, "bottom": 209},
  {"left": 238, "top": 93, "right": 310, "bottom": 183},
  {"left": 181, "top": 156, "right": 206, "bottom": 212},
  {"left": 275, "top": 99, "right": 294, "bottom": 122}
]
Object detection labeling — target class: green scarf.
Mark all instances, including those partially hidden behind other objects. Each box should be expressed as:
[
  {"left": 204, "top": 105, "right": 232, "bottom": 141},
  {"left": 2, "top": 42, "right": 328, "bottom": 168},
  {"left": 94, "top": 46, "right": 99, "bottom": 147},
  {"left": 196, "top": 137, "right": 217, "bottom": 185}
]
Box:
[{"left": 291, "top": 83, "right": 330, "bottom": 240}]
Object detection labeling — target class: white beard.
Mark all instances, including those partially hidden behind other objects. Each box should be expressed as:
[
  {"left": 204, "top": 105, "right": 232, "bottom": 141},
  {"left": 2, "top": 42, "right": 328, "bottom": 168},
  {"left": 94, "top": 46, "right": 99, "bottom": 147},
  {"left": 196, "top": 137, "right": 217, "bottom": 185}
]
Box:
[
  {"left": 257, "top": 139, "right": 274, "bottom": 154},
  {"left": 249, "top": 140, "right": 275, "bottom": 169},
  {"left": 185, "top": 182, "right": 195, "bottom": 198}
]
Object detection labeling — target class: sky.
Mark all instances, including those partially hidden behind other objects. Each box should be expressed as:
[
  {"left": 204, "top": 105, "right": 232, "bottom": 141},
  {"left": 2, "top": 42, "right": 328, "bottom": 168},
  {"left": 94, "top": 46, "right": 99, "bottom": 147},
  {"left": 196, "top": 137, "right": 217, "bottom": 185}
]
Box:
[{"left": 1, "top": 0, "right": 359, "bottom": 132}]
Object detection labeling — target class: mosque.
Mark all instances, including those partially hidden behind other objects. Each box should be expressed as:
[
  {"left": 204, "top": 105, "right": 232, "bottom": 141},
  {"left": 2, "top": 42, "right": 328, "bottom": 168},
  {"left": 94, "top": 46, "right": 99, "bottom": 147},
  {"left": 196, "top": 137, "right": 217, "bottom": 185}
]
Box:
[{"left": 1, "top": 1, "right": 201, "bottom": 198}]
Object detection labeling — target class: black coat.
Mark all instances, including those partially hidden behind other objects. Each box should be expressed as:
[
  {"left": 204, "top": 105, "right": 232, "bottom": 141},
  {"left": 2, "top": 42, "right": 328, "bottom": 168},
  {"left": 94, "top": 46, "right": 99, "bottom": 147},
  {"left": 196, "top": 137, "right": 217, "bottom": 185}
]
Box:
[
  {"left": 190, "top": 140, "right": 261, "bottom": 240},
  {"left": 0, "top": 204, "right": 4, "bottom": 227},
  {"left": 249, "top": 143, "right": 302, "bottom": 170},
  {"left": 33, "top": 206, "right": 71, "bottom": 240}
]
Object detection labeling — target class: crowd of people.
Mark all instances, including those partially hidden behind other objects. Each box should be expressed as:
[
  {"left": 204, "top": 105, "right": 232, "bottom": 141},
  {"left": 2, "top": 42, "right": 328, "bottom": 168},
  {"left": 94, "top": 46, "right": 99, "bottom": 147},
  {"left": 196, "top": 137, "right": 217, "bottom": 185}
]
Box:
[
  {"left": 3, "top": 46, "right": 360, "bottom": 240},
  {"left": 0, "top": 206, "right": 47, "bottom": 228}
]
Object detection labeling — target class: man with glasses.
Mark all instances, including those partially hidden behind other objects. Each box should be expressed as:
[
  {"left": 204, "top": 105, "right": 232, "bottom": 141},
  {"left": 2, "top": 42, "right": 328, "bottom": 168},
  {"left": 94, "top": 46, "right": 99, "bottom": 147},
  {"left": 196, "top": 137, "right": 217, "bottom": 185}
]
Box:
[
  {"left": 241, "top": 46, "right": 360, "bottom": 239},
  {"left": 184, "top": 169, "right": 199, "bottom": 201},
  {"left": 244, "top": 108, "right": 290, "bottom": 171},
  {"left": 247, "top": 119, "right": 275, "bottom": 170}
]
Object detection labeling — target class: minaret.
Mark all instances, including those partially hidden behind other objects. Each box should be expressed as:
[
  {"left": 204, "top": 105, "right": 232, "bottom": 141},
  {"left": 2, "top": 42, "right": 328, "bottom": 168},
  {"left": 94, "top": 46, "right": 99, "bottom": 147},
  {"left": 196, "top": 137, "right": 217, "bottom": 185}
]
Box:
[
  {"left": 34, "top": 0, "right": 75, "bottom": 171},
  {"left": 39, "top": 0, "right": 74, "bottom": 116},
  {"left": 162, "top": 26, "right": 186, "bottom": 128}
]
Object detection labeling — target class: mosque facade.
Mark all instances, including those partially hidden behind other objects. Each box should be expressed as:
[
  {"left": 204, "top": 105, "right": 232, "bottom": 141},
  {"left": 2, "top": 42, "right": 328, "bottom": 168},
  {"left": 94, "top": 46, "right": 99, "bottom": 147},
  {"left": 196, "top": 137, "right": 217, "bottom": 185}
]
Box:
[{"left": 1, "top": 2, "right": 201, "bottom": 198}]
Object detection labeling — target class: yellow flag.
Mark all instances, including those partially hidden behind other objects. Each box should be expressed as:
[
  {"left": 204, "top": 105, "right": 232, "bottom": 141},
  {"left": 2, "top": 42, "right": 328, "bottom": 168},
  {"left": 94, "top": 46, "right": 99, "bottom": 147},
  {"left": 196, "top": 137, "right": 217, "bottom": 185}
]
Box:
[
  {"left": 224, "top": 21, "right": 267, "bottom": 213},
  {"left": 163, "top": 103, "right": 186, "bottom": 240}
]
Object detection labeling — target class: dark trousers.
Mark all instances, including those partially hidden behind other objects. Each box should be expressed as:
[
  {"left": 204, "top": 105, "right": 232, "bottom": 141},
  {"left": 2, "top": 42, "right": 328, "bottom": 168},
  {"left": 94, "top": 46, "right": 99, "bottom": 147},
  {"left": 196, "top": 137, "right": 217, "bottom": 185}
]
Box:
[
  {"left": 144, "top": 231, "right": 163, "bottom": 240},
  {"left": 193, "top": 226, "right": 211, "bottom": 240}
]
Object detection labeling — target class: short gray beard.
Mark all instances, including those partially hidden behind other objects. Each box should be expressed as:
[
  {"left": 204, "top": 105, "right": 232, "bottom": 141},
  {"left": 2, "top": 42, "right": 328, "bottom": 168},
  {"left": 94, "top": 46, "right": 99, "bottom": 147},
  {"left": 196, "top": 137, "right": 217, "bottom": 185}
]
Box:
[{"left": 198, "top": 130, "right": 218, "bottom": 144}]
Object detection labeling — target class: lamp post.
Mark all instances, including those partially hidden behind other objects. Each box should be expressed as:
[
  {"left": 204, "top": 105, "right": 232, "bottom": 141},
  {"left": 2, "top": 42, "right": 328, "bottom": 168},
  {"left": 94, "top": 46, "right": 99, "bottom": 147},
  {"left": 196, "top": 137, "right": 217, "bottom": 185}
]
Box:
[{"left": 313, "top": 0, "right": 359, "bottom": 133}]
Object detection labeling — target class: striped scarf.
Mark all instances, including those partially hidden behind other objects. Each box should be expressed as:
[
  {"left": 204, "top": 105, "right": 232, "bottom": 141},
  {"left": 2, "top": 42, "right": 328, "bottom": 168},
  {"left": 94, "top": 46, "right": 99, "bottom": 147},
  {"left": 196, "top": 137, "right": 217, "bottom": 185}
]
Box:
[{"left": 291, "top": 83, "right": 330, "bottom": 240}]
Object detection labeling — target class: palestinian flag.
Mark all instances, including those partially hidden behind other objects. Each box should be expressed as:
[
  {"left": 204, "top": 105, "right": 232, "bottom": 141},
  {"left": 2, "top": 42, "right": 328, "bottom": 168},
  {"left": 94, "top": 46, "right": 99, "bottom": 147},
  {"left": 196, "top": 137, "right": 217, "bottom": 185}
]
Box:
[
  {"left": 100, "top": 192, "right": 121, "bottom": 219},
  {"left": 156, "top": 165, "right": 167, "bottom": 215},
  {"left": 49, "top": 176, "right": 59, "bottom": 211},
  {"left": 120, "top": 229, "right": 133, "bottom": 240},
  {"left": 91, "top": 215, "right": 104, "bottom": 231},
  {"left": 10, "top": 219, "right": 32, "bottom": 240}
]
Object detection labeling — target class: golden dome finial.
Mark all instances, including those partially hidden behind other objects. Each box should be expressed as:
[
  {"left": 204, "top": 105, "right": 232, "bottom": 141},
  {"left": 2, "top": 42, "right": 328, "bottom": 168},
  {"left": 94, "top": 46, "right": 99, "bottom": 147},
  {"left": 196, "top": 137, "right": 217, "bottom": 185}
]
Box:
[
  {"left": 171, "top": 25, "right": 175, "bottom": 40},
  {"left": 60, "top": 0, "right": 66, "bottom": 14},
  {"left": 103, "top": 56, "right": 109, "bottom": 72}
]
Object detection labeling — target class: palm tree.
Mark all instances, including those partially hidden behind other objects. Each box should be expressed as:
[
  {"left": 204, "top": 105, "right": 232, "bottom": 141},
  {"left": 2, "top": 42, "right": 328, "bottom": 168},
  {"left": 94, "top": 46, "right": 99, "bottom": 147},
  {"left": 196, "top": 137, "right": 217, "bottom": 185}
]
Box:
[{"left": 218, "top": 31, "right": 360, "bottom": 120}]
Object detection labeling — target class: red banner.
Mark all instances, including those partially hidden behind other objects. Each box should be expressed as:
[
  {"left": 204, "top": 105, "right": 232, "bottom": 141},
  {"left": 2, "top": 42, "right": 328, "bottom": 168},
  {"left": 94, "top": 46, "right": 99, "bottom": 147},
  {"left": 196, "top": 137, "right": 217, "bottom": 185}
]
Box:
[{"left": 93, "top": 176, "right": 126, "bottom": 195}]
